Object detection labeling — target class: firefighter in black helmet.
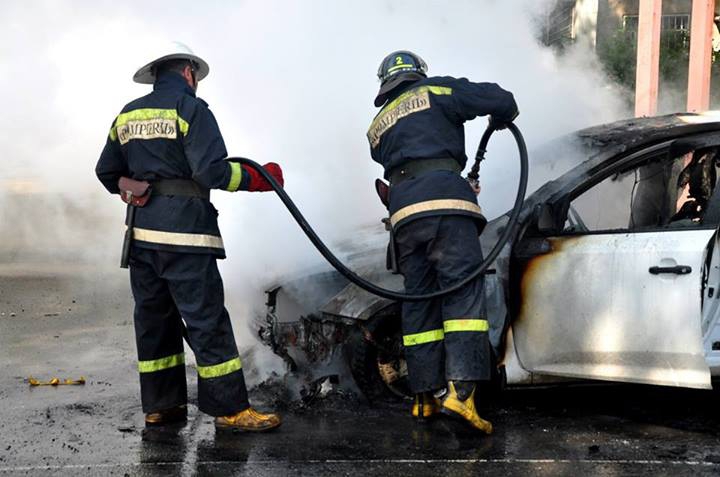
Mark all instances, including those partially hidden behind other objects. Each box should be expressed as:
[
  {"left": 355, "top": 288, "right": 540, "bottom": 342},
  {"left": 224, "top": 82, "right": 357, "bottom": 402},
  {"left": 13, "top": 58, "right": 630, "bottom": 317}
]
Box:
[{"left": 367, "top": 50, "right": 518, "bottom": 433}]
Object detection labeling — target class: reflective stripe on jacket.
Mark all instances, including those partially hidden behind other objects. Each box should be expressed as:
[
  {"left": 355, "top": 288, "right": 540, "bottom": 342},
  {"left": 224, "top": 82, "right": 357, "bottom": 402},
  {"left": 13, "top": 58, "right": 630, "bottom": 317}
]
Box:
[
  {"left": 96, "top": 73, "right": 248, "bottom": 257},
  {"left": 367, "top": 75, "right": 518, "bottom": 230}
]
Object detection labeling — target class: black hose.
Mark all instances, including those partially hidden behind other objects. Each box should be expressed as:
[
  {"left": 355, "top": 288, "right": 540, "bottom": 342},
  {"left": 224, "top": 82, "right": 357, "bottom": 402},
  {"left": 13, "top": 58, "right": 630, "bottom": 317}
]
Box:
[
  {"left": 230, "top": 122, "right": 528, "bottom": 302},
  {"left": 467, "top": 126, "right": 495, "bottom": 183}
]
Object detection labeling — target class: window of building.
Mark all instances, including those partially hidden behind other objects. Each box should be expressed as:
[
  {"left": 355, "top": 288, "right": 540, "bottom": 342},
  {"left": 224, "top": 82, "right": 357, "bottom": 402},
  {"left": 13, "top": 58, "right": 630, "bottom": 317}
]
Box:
[
  {"left": 623, "top": 14, "right": 690, "bottom": 32},
  {"left": 539, "top": 0, "right": 575, "bottom": 46},
  {"left": 662, "top": 14, "right": 691, "bottom": 31},
  {"left": 623, "top": 15, "right": 639, "bottom": 32}
]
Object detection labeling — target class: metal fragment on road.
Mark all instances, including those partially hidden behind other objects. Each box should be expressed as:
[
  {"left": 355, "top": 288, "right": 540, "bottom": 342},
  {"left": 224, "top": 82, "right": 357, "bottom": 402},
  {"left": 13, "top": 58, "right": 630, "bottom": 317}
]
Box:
[{"left": 28, "top": 376, "right": 86, "bottom": 386}]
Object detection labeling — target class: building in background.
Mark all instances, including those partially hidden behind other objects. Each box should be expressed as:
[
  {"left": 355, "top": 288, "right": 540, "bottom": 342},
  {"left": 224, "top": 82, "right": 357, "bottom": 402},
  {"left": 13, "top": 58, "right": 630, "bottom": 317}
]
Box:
[
  {"left": 539, "top": 0, "right": 698, "bottom": 51},
  {"left": 539, "top": 0, "right": 720, "bottom": 112}
]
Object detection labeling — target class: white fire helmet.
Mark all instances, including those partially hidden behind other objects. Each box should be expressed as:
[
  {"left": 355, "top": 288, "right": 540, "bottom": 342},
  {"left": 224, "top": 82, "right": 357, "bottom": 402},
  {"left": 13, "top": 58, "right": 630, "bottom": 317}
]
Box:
[{"left": 133, "top": 41, "right": 210, "bottom": 84}]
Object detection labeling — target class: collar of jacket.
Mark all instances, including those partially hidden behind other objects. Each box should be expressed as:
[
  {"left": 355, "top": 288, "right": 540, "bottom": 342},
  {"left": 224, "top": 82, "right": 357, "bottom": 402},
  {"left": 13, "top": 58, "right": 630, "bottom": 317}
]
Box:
[
  {"left": 153, "top": 72, "right": 196, "bottom": 97},
  {"left": 381, "top": 78, "right": 423, "bottom": 106}
]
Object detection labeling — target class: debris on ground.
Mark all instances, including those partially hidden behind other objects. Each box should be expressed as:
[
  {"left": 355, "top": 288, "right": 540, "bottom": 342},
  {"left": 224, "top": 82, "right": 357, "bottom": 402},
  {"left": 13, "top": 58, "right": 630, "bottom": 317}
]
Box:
[{"left": 28, "top": 376, "right": 86, "bottom": 386}]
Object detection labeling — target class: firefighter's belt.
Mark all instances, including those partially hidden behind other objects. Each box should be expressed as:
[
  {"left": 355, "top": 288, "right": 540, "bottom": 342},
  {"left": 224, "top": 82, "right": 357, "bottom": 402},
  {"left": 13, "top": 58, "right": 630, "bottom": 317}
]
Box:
[
  {"left": 152, "top": 179, "right": 210, "bottom": 199},
  {"left": 389, "top": 158, "right": 462, "bottom": 185}
]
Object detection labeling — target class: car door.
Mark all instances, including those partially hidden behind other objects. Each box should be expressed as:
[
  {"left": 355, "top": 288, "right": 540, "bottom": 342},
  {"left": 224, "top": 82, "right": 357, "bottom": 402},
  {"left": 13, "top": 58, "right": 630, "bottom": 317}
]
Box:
[{"left": 512, "top": 140, "right": 720, "bottom": 389}]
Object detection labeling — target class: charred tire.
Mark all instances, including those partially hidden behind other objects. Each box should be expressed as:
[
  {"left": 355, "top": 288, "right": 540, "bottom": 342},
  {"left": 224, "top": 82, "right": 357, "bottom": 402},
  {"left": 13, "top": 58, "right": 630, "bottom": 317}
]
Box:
[{"left": 345, "top": 308, "right": 410, "bottom": 402}]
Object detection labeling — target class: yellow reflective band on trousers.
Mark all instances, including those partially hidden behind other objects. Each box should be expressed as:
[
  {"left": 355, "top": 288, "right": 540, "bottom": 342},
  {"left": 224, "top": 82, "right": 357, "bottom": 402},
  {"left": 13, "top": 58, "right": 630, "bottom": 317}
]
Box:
[
  {"left": 138, "top": 353, "right": 185, "bottom": 373},
  {"left": 196, "top": 357, "right": 242, "bottom": 379},
  {"left": 403, "top": 328, "right": 444, "bottom": 347},
  {"left": 403, "top": 320, "right": 488, "bottom": 347},
  {"left": 444, "top": 319, "right": 489, "bottom": 333},
  {"left": 225, "top": 162, "right": 242, "bottom": 192},
  {"left": 133, "top": 227, "right": 225, "bottom": 250},
  {"left": 390, "top": 199, "right": 483, "bottom": 227}
]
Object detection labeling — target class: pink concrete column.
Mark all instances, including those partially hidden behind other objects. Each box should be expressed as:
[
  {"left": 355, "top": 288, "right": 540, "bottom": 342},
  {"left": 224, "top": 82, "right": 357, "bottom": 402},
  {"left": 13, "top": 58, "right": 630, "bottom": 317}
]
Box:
[
  {"left": 635, "top": 0, "right": 662, "bottom": 117},
  {"left": 687, "top": 0, "right": 715, "bottom": 112}
]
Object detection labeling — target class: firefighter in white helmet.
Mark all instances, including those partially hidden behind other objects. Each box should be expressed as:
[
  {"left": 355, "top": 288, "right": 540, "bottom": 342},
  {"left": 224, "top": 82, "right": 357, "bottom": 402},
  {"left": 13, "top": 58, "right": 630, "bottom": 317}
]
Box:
[{"left": 96, "top": 41, "right": 283, "bottom": 431}]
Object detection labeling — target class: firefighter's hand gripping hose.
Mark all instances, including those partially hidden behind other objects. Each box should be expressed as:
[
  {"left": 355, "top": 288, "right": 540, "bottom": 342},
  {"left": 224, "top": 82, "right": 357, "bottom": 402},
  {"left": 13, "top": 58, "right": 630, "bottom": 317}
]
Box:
[{"left": 230, "top": 122, "right": 528, "bottom": 302}]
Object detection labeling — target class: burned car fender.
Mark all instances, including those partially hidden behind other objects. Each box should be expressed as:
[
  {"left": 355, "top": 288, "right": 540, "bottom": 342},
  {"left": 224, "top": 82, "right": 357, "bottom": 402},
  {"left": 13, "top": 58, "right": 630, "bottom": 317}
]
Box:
[{"left": 320, "top": 274, "right": 403, "bottom": 322}]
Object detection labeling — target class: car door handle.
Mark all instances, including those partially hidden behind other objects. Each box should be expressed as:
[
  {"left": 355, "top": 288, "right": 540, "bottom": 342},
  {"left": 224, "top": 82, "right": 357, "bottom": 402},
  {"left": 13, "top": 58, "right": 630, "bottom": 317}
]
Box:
[{"left": 648, "top": 265, "right": 692, "bottom": 275}]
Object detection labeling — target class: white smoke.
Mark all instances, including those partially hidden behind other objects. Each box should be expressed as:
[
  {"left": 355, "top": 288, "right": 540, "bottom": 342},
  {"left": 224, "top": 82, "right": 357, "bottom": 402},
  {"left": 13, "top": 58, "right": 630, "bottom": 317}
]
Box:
[{"left": 0, "top": 0, "right": 629, "bottom": 383}]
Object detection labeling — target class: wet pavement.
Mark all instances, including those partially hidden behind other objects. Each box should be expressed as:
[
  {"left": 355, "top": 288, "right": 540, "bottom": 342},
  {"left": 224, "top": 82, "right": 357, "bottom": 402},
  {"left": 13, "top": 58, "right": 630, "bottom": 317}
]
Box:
[{"left": 2, "top": 266, "right": 720, "bottom": 476}]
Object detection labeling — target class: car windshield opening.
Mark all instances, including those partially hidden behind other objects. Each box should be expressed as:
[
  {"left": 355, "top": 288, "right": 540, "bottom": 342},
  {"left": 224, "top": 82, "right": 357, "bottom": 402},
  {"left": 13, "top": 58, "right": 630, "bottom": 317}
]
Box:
[{"left": 565, "top": 146, "right": 720, "bottom": 233}]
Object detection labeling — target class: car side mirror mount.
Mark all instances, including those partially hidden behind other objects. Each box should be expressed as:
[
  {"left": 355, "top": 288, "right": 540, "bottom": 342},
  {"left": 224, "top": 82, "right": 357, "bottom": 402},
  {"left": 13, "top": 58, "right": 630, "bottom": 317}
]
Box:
[{"left": 536, "top": 203, "right": 556, "bottom": 234}]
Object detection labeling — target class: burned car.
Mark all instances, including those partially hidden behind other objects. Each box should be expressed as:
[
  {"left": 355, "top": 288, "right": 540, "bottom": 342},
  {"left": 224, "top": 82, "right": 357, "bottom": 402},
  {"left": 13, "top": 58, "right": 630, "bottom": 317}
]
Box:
[{"left": 260, "top": 113, "right": 720, "bottom": 400}]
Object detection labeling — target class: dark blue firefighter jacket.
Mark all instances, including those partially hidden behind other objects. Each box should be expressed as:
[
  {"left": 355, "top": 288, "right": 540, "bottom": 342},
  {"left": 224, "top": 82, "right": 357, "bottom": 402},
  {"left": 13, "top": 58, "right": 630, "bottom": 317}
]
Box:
[
  {"left": 96, "top": 73, "right": 249, "bottom": 258},
  {"left": 367, "top": 76, "right": 518, "bottom": 229}
]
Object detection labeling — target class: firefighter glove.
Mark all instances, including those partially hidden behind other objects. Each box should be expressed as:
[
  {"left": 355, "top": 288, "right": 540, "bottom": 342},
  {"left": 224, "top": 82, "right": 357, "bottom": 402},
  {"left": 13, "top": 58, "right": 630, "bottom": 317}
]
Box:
[
  {"left": 488, "top": 116, "right": 509, "bottom": 131},
  {"left": 243, "top": 162, "right": 284, "bottom": 192},
  {"left": 489, "top": 107, "right": 519, "bottom": 131}
]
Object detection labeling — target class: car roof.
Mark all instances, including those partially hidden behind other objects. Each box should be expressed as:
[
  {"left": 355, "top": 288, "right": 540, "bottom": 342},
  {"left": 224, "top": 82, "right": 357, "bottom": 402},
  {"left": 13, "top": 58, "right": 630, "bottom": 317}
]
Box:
[{"left": 576, "top": 112, "right": 720, "bottom": 153}]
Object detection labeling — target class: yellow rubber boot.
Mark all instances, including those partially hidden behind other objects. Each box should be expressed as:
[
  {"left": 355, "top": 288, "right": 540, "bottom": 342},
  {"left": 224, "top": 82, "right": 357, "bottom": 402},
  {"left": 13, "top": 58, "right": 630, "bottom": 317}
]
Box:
[
  {"left": 145, "top": 405, "right": 187, "bottom": 426},
  {"left": 441, "top": 382, "right": 493, "bottom": 434},
  {"left": 215, "top": 407, "right": 281, "bottom": 432},
  {"left": 411, "top": 392, "right": 441, "bottom": 419}
]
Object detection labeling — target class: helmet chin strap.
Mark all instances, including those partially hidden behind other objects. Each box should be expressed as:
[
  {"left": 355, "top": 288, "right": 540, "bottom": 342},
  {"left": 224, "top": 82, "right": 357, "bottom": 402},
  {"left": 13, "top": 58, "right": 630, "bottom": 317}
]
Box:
[
  {"left": 190, "top": 61, "right": 198, "bottom": 90},
  {"left": 184, "top": 64, "right": 198, "bottom": 91}
]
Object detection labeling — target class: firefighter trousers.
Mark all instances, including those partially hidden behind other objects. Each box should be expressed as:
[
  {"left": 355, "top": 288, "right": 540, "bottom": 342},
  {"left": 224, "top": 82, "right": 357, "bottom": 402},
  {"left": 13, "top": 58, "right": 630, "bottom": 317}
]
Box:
[
  {"left": 395, "top": 215, "right": 491, "bottom": 393},
  {"left": 129, "top": 247, "right": 249, "bottom": 416}
]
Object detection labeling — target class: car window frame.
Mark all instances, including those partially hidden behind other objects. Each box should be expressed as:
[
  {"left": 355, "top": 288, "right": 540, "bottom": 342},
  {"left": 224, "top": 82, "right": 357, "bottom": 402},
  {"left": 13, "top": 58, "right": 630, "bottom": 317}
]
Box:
[{"left": 548, "top": 133, "right": 720, "bottom": 237}]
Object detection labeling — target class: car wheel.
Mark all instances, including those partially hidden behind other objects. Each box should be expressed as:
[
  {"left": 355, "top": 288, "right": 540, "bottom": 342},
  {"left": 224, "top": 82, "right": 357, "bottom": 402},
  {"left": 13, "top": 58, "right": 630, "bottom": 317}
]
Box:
[{"left": 346, "top": 306, "right": 412, "bottom": 401}]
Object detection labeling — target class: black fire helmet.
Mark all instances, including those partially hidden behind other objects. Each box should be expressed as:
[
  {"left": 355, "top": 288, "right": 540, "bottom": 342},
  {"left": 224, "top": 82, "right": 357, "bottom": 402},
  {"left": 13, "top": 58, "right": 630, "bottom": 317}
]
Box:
[{"left": 374, "top": 50, "right": 428, "bottom": 107}]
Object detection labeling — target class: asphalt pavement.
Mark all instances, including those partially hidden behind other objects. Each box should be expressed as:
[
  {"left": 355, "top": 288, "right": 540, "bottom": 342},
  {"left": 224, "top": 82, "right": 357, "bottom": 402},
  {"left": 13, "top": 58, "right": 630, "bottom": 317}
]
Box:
[{"left": 1, "top": 265, "right": 720, "bottom": 476}]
